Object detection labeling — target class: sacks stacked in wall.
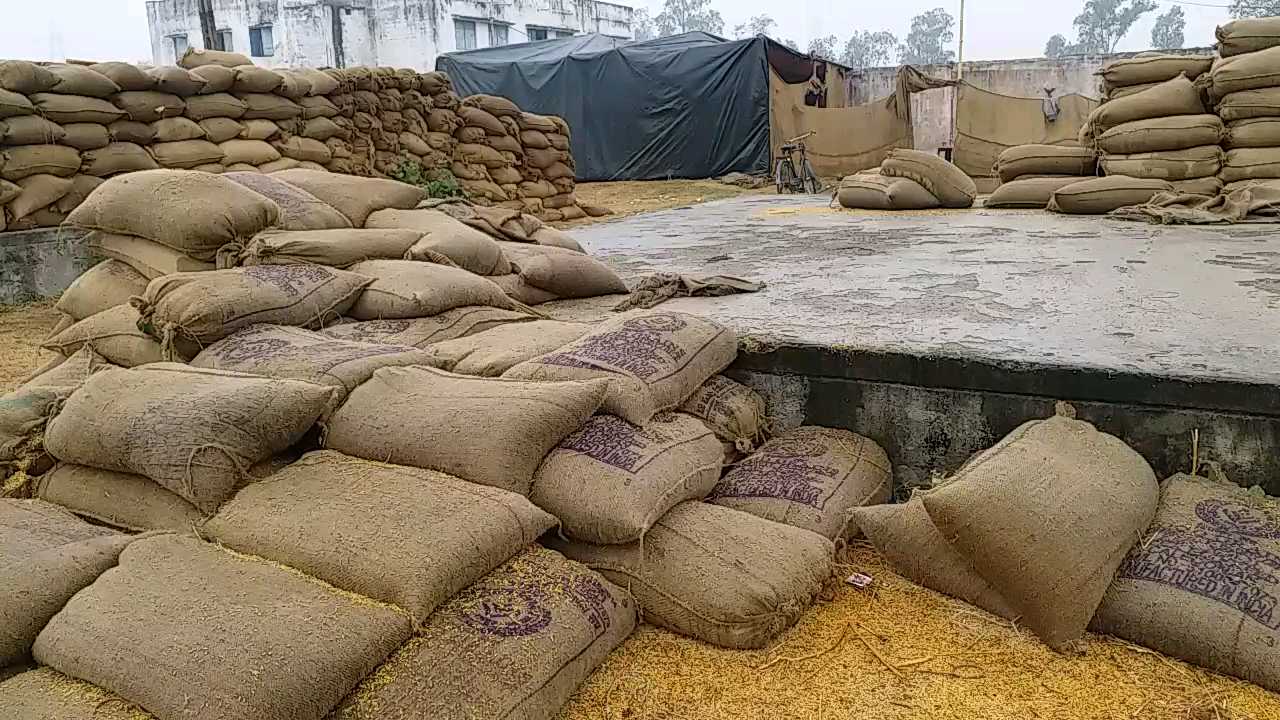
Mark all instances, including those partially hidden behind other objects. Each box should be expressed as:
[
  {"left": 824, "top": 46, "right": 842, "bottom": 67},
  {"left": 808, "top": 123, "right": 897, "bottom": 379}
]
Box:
[
  {"left": 1209, "top": 17, "right": 1280, "bottom": 192},
  {"left": 986, "top": 144, "right": 1099, "bottom": 208},
  {"left": 836, "top": 149, "right": 978, "bottom": 210}
]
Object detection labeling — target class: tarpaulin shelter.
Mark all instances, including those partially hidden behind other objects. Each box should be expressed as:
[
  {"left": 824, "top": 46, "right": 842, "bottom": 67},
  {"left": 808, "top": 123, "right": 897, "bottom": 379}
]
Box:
[{"left": 439, "top": 32, "right": 948, "bottom": 181}]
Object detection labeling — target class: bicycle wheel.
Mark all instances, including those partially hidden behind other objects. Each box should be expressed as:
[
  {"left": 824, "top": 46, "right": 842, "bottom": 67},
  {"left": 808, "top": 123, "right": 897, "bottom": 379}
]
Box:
[
  {"left": 801, "top": 158, "right": 821, "bottom": 194},
  {"left": 775, "top": 159, "right": 796, "bottom": 194}
]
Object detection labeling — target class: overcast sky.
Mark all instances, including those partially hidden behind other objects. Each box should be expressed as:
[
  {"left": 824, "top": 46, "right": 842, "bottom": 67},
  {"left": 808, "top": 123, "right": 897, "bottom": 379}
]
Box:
[{"left": 0, "top": 1, "right": 1233, "bottom": 64}]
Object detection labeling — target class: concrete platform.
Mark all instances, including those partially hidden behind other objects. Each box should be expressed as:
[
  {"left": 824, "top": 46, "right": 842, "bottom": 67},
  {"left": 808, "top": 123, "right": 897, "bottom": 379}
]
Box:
[
  {"left": 0, "top": 228, "right": 93, "bottom": 305},
  {"left": 551, "top": 195, "right": 1280, "bottom": 493}
]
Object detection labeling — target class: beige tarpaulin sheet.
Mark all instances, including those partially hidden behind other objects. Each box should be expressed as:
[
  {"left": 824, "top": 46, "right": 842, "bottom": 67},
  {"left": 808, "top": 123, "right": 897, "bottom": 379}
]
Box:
[
  {"left": 1109, "top": 184, "right": 1280, "bottom": 224},
  {"left": 954, "top": 83, "right": 1099, "bottom": 183},
  {"left": 770, "top": 66, "right": 953, "bottom": 178}
]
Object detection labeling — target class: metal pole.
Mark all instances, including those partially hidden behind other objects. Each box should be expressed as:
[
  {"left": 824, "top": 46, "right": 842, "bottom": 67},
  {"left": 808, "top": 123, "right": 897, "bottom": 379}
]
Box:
[
  {"left": 197, "top": 0, "right": 221, "bottom": 51},
  {"left": 957, "top": 0, "right": 965, "bottom": 80}
]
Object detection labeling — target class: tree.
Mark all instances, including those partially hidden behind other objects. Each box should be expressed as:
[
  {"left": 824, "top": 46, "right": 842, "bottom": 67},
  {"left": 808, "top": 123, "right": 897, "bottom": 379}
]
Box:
[
  {"left": 899, "top": 8, "right": 956, "bottom": 65},
  {"left": 842, "top": 30, "right": 899, "bottom": 69},
  {"left": 1073, "top": 0, "right": 1158, "bottom": 53},
  {"left": 654, "top": 0, "right": 725, "bottom": 37},
  {"left": 1151, "top": 6, "right": 1185, "bottom": 50},
  {"left": 808, "top": 35, "right": 840, "bottom": 62},
  {"left": 632, "top": 8, "right": 656, "bottom": 42},
  {"left": 1230, "top": 1, "right": 1280, "bottom": 18},
  {"left": 782, "top": 38, "right": 800, "bottom": 51},
  {"left": 1045, "top": 34, "right": 1072, "bottom": 58},
  {"left": 733, "top": 14, "right": 777, "bottom": 40}
]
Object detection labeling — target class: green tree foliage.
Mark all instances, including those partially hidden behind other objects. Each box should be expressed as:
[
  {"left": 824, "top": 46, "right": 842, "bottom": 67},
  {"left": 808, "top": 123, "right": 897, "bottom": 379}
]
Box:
[
  {"left": 1151, "top": 6, "right": 1186, "bottom": 50},
  {"left": 654, "top": 0, "right": 725, "bottom": 37},
  {"left": 733, "top": 14, "right": 777, "bottom": 39},
  {"left": 808, "top": 35, "right": 840, "bottom": 62},
  {"left": 1230, "top": 1, "right": 1280, "bottom": 19},
  {"left": 899, "top": 8, "right": 956, "bottom": 65},
  {"left": 843, "top": 30, "right": 900, "bottom": 69}
]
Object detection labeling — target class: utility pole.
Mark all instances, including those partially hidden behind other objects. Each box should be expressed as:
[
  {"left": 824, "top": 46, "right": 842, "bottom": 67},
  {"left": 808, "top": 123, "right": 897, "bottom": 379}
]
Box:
[
  {"left": 197, "top": 0, "right": 221, "bottom": 51},
  {"left": 957, "top": 0, "right": 965, "bottom": 81}
]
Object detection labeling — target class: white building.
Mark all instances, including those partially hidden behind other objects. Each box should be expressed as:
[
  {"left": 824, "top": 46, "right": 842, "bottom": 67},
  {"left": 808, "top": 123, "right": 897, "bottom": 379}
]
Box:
[{"left": 145, "top": 0, "right": 636, "bottom": 70}]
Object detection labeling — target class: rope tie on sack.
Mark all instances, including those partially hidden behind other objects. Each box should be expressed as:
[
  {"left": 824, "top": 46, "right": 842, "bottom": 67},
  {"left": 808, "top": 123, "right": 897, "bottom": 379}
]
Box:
[{"left": 214, "top": 241, "right": 247, "bottom": 269}]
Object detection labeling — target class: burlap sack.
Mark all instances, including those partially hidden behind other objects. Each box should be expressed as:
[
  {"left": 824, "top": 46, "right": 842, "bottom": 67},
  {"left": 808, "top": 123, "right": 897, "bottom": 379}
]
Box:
[
  {"left": 179, "top": 47, "right": 252, "bottom": 69},
  {"left": 299, "top": 95, "right": 340, "bottom": 119},
  {"left": 33, "top": 534, "right": 412, "bottom": 720},
  {"left": 1221, "top": 147, "right": 1280, "bottom": 182},
  {"left": 46, "top": 64, "right": 120, "bottom": 98},
  {"left": 192, "top": 324, "right": 439, "bottom": 412},
  {"left": 150, "top": 66, "right": 207, "bottom": 96},
  {"left": 302, "top": 116, "right": 344, "bottom": 141},
  {"left": 327, "top": 366, "right": 607, "bottom": 494},
  {"left": 133, "top": 265, "right": 372, "bottom": 356},
  {"left": 20, "top": 343, "right": 113, "bottom": 391},
  {"left": 345, "top": 260, "right": 518, "bottom": 320},
  {"left": 111, "top": 90, "right": 183, "bottom": 122},
  {"left": 550, "top": 501, "right": 832, "bottom": 649},
  {"left": 53, "top": 174, "right": 104, "bottom": 214},
  {"left": 0, "top": 115, "right": 65, "bottom": 145},
  {"left": 679, "top": 374, "right": 768, "bottom": 456},
  {"left": 332, "top": 546, "right": 636, "bottom": 720},
  {"left": 1099, "top": 145, "right": 1223, "bottom": 181},
  {"left": 147, "top": 139, "right": 223, "bottom": 169},
  {"left": 41, "top": 305, "right": 163, "bottom": 367},
  {"left": 458, "top": 142, "right": 511, "bottom": 170},
  {"left": 519, "top": 112, "right": 560, "bottom": 133},
  {"left": 0, "top": 145, "right": 81, "bottom": 181},
  {"left": 1224, "top": 117, "right": 1280, "bottom": 149},
  {"left": 505, "top": 311, "right": 737, "bottom": 426},
  {"left": 709, "top": 426, "right": 892, "bottom": 540},
  {"left": 0, "top": 88, "right": 33, "bottom": 119},
  {"left": 274, "top": 136, "right": 332, "bottom": 163},
  {"left": 183, "top": 92, "right": 247, "bottom": 120},
  {"left": 458, "top": 105, "right": 506, "bottom": 135},
  {"left": 217, "top": 138, "right": 280, "bottom": 165},
  {"left": 1097, "top": 114, "right": 1223, "bottom": 155},
  {"left": 1217, "top": 16, "right": 1280, "bottom": 57},
  {"left": 189, "top": 64, "right": 235, "bottom": 93},
  {"left": 322, "top": 306, "right": 535, "bottom": 348},
  {"left": 1100, "top": 54, "right": 1212, "bottom": 90},
  {"left": 492, "top": 274, "right": 559, "bottom": 305},
  {"left": 1169, "top": 176, "right": 1224, "bottom": 197},
  {"left": 54, "top": 260, "right": 148, "bottom": 322},
  {"left": 431, "top": 319, "right": 591, "bottom": 377},
  {"left": 368, "top": 208, "right": 512, "bottom": 276},
  {"left": 0, "top": 60, "right": 57, "bottom": 94},
  {"left": 259, "top": 157, "right": 301, "bottom": 172},
  {"left": 994, "top": 144, "right": 1097, "bottom": 182},
  {"left": 1087, "top": 75, "right": 1204, "bottom": 133},
  {"left": 881, "top": 148, "right": 977, "bottom": 208},
  {"left": 45, "top": 364, "right": 334, "bottom": 512},
  {"left": 1091, "top": 474, "right": 1279, "bottom": 692},
  {"left": 58, "top": 123, "right": 110, "bottom": 150},
  {"left": 0, "top": 500, "right": 131, "bottom": 668},
  {"left": 836, "top": 173, "right": 940, "bottom": 210},
  {"left": 1209, "top": 45, "right": 1280, "bottom": 99},
  {"left": 1215, "top": 87, "right": 1280, "bottom": 122},
  {"left": 500, "top": 243, "right": 626, "bottom": 298},
  {"left": 984, "top": 177, "right": 1083, "bottom": 209},
  {"left": 231, "top": 228, "right": 421, "bottom": 268},
  {"left": 0, "top": 667, "right": 150, "bottom": 719},
  {"left": 1105, "top": 81, "right": 1161, "bottom": 101},
  {"left": 237, "top": 93, "right": 302, "bottom": 121},
  {"left": 231, "top": 66, "right": 283, "bottom": 94},
  {"left": 920, "top": 413, "right": 1158, "bottom": 649},
  {"left": 27, "top": 94, "right": 125, "bottom": 125},
  {"left": 532, "top": 412, "right": 722, "bottom": 544},
  {"left": 236, "top": 118, "right": 279, "bottom": 141},
  {"left": 66, "top": 170, "right": 280, "bottom": 261},
  {"left": 36, "top": 463, "right": 205, "bottom": 532},
  {"left": 1047, "top": 175, "right": 1173, "bottom": 214},
  {"left": 849, "top": 497, "right": 1018, "bottom": 619},
  {"left": 79, "top": 142, "right": 158, "bottom": 176},
  {"left": 270, "top": 168, "right": 426, "bottom": 225},
  {"left": 207, "top": 450, "right": 556, "bottom": 621},
  {"left": 88, "top": 231, "right": 214, "bottom": 279},
  {"left": 5, "top": 174, "right": 73, "bottom": 221},
  {"left": 223, "top": 171, "right": 352, "bottom": 231}
]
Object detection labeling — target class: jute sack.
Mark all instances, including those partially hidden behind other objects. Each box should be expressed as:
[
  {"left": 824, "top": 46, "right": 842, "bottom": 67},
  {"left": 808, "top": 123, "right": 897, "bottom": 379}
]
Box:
[
  {"left": 1215, "top": 87, "right": 1280, "bottom": 122},
  {"left": 0, "top": 500, "right": 132, "bottom": 667},
  {"left": 1209, "top": 45, "right": 1280, "bottom": 99},
  {"left": 458, "top": 142, "right": 511, "bottom": 170},
  {"left": 1047, "top": 175, "right": 1173, "bottom": 214},
  {"left": 217, "top": 138, "right": 280, "bottom": 165},
  {"left": 44, "top": 364, "right": 335, "bottom": 513},
  {"left": 112, "top": 91, "right": 184, "bottom": 122},
  {"left": 179, "top": 47, "right": 252, "bottom": 69},
  {"left": 191, "top": 324, "right": 440, "bottom": 412},
  {"left": 274, "top": 136, "right": 332, "bottom": 163},
  {"left": 79, "top": 142, "right": 159, "bottom": 176},
  {"left": 232, "top": 228, "right": 423, "bottom": 268},
  {"left": 881, "top": 149, "right": 977, "bottom": 208},
  {"left": 0, "top": 115, "right": 65, "bottom": 145},
  {"left": 1169, "top": 176, "right": 1224, "bottom": 196},
  {"left": 984, "top": 177, "right": 1084, "bottom": 209},
  {"left": 532, "top": 412, "right": 722, "bottom": 544},
  {"left": 1221, "top": 147, "right": 1280, "bottom": 182},
  {"left": 920, "top": 413, "right": 1158, "bottom": 649},
  {"left": 36, "top": 463, "right": 205, "bottom": 533},
  {"left": 231, "top": 65, "right": 282, "bottom": 94},
  {"left": 0, "top": 60, "right": 57, "bottom": 94},
  {"left": 679, "top": 374, "right": 768, "bottom": 456},
  {"left": 709, "top": 426, "right": 892, "bottom": 540},
  {"left": 237, "top": 93, "right": 302, "bottom": 120},
  {"left": 0, "top": 88, "right": 33, "bottom": 119},
  {"left": 367, "top": 208, "right": 512, "bottom": 276},
  {"left": 206, "top": 450, "right": 557, "bottom": 622},
  {"left": 0, "top": 145, "right": 81, "bottom": 180},
  {"left": 0, "top": 667, "right": 150, "bottom": 720},
  {"left": 458, "top": 105, "right": 506, "bottom": 134},
  {"left": 1217, "top": 16, "right": 1280, "bottom": 57},
  {"left": 65, "top": 170, "right": 281, "bottom": 261},
  {"left": 519, "top": 111, "right": 560, "bottom": 133},
  {"left": 321, "top": 306, "right": 536, "bottom": 347},
  {"left": 1100, "top": 54, "right": 1213, "bottom": 90},
  {"left": 33, "top": 534, "right": 413, "bottom": 720},
  {"left": 258, "top": 157, "right": 301, "bottom": 172},
  {"left": 505, "top": 311, "right": 738, "bottom": 426},
  {"left": 149, "top": 66, "right": 208, "bottom": 96},
  {"left": 188, "top": 65, "right": 235, "bottom": 93},
  {"left": 28, "top": 94, "right": 126, "bottom": 125},
  {"left": 303, "top": 116, "right": 344, "bottom": 141},
  {"left": 994, "top": 144, "right": 1097, "bottom": 182},
  {"left": 0, "top": 345, "right": 106, "bottom": 466},
  {"left": 239, "top": 118, "right": 280, "bottom": 140},
  {"left": 59, "top": 123, "right": 110, "bottom": 150},
  {"left": 5, "top": 174, "right": 74, "bottom": 221},
  {"left": 88, "top": 231, "right": 214, "bottom": 279},
  {"left": 41, "top": 305, "right": 164, "bottom": 367},
  {"left": 332, "top": 547, "right": 636, "bottom": 720},
  {"left": 836, "top": 173, "right": 940, "bottom": 210},
  {"left": 182, "top": 92, "right": 247, "bottom": 120},
  {"left": 327, "top": 366, "right": 607, "bottom": 494},
  {"left": 1225, "top": 117, "right": 1280, "bottom": 148},
  {"left": 54, "top": 259, "right": 149, "bottom": 321},
  {"left": 550, "top": 501, "right": 833, "bottom": 649},
  {"left": 465, "top": 93, "right": 522, "bottom": 118},
  {"left": 53, "top": 174, "right": 104, "bottom": 214},
  {"left": 223, "top": 171, "right": 353, "bottom": 231},
  {"left": 1086, "top": 75, "right": 1204, "bottom": 133},
  {"left": 270, "top": 168, "right": 426, "bottom": 225},
  {"left": 1099, "top": 145, "right": 1223, "bottom": 181},
  {"left": 1106, "top": 81, "right": 1161, "bottom": 101},
  {"left": 345, "top": 260, "right": 520, "bottom": 320},
  {"left": 46, "top": 64, "right": 120, "bottom": 97},
  {"left": 147, "top": 139, "right": 223, "bottom": 169},
  {"left": 848, "top": 497, "right": 1018, "bottom": 619},
  {"left": 1090, "top": 474, "right": 1280, "bottom": 692},
  {"left": 431, "top": 319, "right": 591, "bottom": 377},
  {"left": 492, "top": 273, "right": 560, "bottom": 305},
  {"left": 1097, "top": 114, "right": 1223, "bottom": 155},
  {"left": 133, "top": 265, "right": 373, "bottom": 357},
  {"left": 299, "top": 95, "right": 340, "bottom": 119},
  {"left": 19, "top": 344, "right": 114, "bottom": 390},
  {"left": 506, "top": 245, "right": 626, "bottom": 299}
]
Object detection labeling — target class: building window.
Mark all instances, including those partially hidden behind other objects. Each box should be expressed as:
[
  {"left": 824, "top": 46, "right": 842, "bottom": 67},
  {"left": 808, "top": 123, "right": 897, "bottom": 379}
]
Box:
[
  {"left": 249, "top": 24, "right": 274, "bottom": 57},
  {"left": 455, "top": 19, "right": 478, "bottom": 50},
  {"left": 216, "top": 29, "right": 233, "bottom": 52},
  {"left": 170, "top": 34, "right": 189, "bottom": 59},
  {"left": 555, "top": 30, "right": 575, "bottom": 39},
  {"left": 490, "top": 23, "right": 509, "bottom": 47},
  {"left": 527, "top": 27, "right": 548, "bottom": 42}
]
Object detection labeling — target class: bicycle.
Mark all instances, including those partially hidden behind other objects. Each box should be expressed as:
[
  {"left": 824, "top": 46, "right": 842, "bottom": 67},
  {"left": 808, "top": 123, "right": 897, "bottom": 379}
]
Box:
[{"left": 773, "top": 131, "right": 821, "bottom": 194}]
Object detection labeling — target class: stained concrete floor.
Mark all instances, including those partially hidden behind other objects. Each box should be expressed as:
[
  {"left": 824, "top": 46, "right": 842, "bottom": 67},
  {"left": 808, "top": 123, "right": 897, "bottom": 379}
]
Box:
[{"left": 554, "top": 195, "right": 1280, "bottom": 415}]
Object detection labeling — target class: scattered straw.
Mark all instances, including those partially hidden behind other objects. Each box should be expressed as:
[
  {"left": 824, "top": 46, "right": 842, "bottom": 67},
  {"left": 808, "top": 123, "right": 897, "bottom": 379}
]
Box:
[{"left": 558, "top": 546, "right": 1280, "bottom": 720}]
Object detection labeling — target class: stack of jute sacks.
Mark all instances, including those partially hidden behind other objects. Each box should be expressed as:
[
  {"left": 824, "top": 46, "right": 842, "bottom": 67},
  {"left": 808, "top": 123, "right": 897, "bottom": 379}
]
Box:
[
  {"left": 985, "top": 144, "right": 1099, "bottom": 208},
  {"left": 835, "top": 148, "right": 978, "bottom": 210},
  {"left": 849, "top": 406, "right": 1280, "bottom": 693},
  {"left": 1209, "top": 17, "right": 1280, "bottom": 192}
]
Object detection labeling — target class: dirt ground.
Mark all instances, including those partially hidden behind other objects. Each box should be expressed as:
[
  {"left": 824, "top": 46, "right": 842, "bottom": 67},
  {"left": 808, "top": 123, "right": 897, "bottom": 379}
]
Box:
[
  {"left": 570, "top": 179, "right": 772, "bottom": 222},
  {"left": 0, "top": 302, "right": 61, "bottom": 391}
]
